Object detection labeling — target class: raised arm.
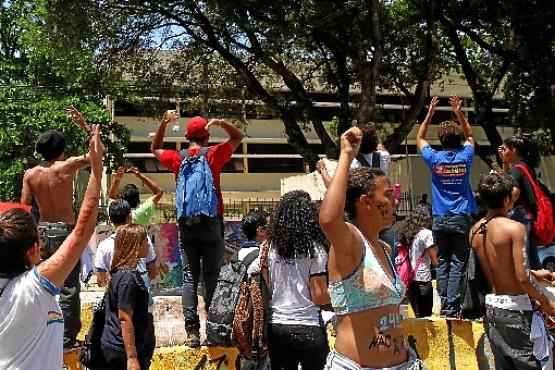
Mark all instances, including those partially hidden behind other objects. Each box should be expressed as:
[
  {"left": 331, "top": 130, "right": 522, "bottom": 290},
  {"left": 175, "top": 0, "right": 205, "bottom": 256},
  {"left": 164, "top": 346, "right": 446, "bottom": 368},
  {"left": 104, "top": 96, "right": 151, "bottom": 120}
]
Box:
[
  {"left": 129, "top": 167, "right": 163, "bottom": 205},
  {"left": 319, "top": 127, "right": 361, "bottom": 251},
  {"left": 206, "top": 119, "right": 244, "bottom": 151},
  {"left": 151, "top": 110, "right": 178, "bottom": 160},
  {"left": 66, "top": 105, "right": 91, "bottom": 135},
  {"left": 416, "top": 96, "right": 438, "bottom": 152},
  {"left": 316, "top": 160, "right": 333, "bottom": 189},
  {"left": 38, "top": 125, "right": 104, "bottom": 288},
  {"left": 108, "top": 166, "right": 126, "bottom": 200},
  {"left": 512, "top": 223, "right": 555, "bottom": 315},
  {"left": 449, "top": 96, "right": 474, "bottom": 146}
]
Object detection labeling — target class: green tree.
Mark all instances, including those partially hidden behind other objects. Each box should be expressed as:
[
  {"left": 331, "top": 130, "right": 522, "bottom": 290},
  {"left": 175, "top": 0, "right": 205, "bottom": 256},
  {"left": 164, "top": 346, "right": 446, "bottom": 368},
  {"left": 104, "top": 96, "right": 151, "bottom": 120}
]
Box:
[
  {"left": 41, "top": 0, "right": 441, "bottom": 165},
  {"left": 0, "top": 90, "right": 129, "bottom": 201}
]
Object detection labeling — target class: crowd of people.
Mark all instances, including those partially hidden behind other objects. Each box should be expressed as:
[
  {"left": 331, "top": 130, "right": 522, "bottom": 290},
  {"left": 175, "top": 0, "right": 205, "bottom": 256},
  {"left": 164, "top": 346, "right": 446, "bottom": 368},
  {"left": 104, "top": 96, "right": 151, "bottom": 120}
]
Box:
[{"left": 1, "top": 95, "right": 555, "bottom": 370}]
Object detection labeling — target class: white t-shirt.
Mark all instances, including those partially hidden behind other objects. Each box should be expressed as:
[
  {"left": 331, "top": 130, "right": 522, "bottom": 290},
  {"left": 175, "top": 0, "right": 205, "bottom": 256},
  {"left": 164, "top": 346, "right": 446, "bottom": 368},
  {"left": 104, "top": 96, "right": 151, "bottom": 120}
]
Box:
[
  {"left": 410, "top": 229, "right": 435, "bottom": 282},
  {"left": 268, "top": 246, "right": 328, "bottom": 326},
  {"left": 237, "top": 246, "right": 261, "bottom": 277},
  {"left": 0, "top": 269, "right": 64, "bottom": 370},
  {"left": 94, "top": 233, "right": 156, "bottom": 273},
  {"left": 351, "top": 149, "right": 391, "bottom": 175}
]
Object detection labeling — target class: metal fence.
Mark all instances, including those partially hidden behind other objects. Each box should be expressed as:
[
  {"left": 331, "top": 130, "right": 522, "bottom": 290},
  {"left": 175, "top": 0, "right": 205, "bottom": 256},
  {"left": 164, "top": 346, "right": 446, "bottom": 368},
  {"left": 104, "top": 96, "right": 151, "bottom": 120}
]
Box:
[{"left": 146, "top": 191, "right": 420, "bottom": 223}]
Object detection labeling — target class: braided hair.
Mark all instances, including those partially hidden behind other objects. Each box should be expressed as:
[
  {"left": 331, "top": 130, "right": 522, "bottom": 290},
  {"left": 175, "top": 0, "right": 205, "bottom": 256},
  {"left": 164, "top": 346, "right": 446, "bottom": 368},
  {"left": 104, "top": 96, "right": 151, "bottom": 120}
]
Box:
[
  {"left": 269, "top": 190, "right": 329, "bottom": 260},
  {"left": 0, "top": 207, "right": 38, "bottom": 278},
  {"left": 111, "top": 224, "right": 147, "bottom": 271}
]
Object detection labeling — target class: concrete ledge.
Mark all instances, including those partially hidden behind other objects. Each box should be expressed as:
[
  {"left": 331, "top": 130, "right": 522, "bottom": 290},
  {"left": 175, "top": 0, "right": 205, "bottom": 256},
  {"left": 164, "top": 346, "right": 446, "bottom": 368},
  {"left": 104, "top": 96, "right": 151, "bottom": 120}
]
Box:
[{"left": 66, "top": 301, "right": 495, "bottom": 370}]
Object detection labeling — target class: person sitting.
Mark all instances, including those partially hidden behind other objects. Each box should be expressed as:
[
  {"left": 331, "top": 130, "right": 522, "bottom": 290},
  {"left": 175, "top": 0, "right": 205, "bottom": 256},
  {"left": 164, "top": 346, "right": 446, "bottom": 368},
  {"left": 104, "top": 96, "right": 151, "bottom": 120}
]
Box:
[
  {"left": 100, "top": 224, "right": 153, "bottom": 370},
  {"left": 267, "top": 190, "right": 330, "bottom": 370},
  {"left": 0, "top": 126, "right": 104, "bottom": 369},
  {"left": 320, "top": 127, "right": 423, "bottom": 369},
  {"left": 471, "top": 172, "right": 555, "bottom": 370}
]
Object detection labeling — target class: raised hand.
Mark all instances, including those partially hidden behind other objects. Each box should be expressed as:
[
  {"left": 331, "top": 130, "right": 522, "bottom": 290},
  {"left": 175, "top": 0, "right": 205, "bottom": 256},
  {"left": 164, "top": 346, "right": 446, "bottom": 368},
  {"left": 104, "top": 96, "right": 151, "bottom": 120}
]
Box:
[
  {"left": 114, "top": 166, "right": 126, "bottom": 180},
  {"left": 66, "top": 105, "right": 91, "bottom": 133},
  {"left": 427, "top": 96, "right": 439, "bottom": 117},
  {"left": 88, "top": 124, "right": 105, "bottom": 169},
  {"left": 162, "top": 110, "right": 179, "bottom": 124},
  {"left": 126, "top": 166, "right": 141, "bottom": 175},
  {"left": 340, "top": 127, "right": 363, "bottom": 159},
  {"left": 449, "top": 96, "right": 463, "bottom": 114}
]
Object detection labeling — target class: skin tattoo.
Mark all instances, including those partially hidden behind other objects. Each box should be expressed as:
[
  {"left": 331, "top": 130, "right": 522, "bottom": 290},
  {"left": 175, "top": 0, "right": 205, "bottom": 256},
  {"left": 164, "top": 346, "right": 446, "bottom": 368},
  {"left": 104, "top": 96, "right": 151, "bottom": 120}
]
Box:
[{"left": 369, "top": 314, "right": 404, "bottom": 352}]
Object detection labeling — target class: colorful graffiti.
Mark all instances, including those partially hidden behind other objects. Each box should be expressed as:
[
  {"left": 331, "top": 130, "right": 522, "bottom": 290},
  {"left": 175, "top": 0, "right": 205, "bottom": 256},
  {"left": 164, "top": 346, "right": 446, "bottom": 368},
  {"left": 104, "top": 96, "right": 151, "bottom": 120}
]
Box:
[{"left": 150, "top": 223, "right": 183, "bottom": 289}]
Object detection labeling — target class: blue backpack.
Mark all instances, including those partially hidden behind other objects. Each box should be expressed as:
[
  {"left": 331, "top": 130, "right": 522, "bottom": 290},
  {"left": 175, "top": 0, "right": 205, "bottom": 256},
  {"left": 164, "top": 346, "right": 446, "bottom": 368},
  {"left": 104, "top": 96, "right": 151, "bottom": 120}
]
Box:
[{"left": 175, "top": 147, "right": 219, "bottom": 220}]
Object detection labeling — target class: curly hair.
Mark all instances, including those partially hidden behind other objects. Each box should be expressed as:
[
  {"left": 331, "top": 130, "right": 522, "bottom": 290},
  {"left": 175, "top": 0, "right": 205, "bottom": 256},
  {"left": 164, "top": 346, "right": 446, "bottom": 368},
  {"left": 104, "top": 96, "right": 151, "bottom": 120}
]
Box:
[
  {"left": 345, "top": 167, "right": 385, "bottom": 220},
  {"left": 478, "top": 172, "right": 514, "bottom": 210},
  {"left": 0, "top": 207, "right": 38, "bottom": 278},
  {"left": 438, "top": 120, "right": 463, "bottom": 149},
  {"left": 269, "top": 190, "right": 329, "bottom": 260},
  {"left": 398, "top": 207, "right": 432, "bottom": 248},
  {"left": 111, "top": 224, "right": 147, "bottom": 271}
]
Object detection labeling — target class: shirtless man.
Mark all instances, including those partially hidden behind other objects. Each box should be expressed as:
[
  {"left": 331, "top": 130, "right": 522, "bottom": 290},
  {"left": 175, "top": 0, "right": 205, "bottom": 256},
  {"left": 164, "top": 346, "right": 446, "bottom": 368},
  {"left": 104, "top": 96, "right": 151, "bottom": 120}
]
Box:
[
  {"left": 20, "top": 106, "right": 91, "bottom": 348},
  {"left": 471, "top": 172, "right": 555, "bottom": 370}
]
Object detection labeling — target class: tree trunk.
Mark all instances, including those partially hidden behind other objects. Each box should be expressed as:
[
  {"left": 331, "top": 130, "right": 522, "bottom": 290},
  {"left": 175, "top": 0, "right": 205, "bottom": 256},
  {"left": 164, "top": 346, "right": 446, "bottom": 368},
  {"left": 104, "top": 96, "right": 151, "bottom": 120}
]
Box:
[{"left": 474, "top": 93, "right": 503, "bottom": 169}]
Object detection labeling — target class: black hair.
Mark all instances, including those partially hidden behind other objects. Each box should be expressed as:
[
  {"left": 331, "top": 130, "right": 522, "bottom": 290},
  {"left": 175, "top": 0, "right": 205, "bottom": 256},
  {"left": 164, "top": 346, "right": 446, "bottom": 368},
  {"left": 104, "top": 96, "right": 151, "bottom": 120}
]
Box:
[
  {"left": 359, "top": 124, "right": 379, "bottom": 154},
  {"left": 269, "top": 190, "right": 329, "bottom": 260},
  {"left": 241, "top": 210, "right": 268, "bottom": 241},
  {"left": 504, "top": 134, "right": 541, "bottom": 169},
  {"left": 345, "top": 167, "right": 385, "bottom": 220},
  {"left": 0, "top": 208, "right": 39, "bottom": 278},
  {"left": 36, "top": 130, "right": 66, "bottom": 161},
  {"left": 398, "top": 207, "right": 432, "bottom": 248},
  {"left": 438, "top": 121, "right": 463, "bottom": 149},
  {"left": 120, "top": 184, "right": 140, "bottom": 209},
  {"left": 478, "top": 172, "right": 514, "bottom": 210},
  {"left": 109, "top": 199, "right": 131, "bottom": 225}
]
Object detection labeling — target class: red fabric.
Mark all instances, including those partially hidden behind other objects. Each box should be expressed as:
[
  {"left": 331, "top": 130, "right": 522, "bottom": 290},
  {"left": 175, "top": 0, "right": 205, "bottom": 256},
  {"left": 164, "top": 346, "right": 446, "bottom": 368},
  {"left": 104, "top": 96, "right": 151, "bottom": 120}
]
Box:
[
  {"left": 0, "top": 202, "right": 31, "bottom": 215},
  {"left": 159, "top": 142, "right": 234, "bottom": 216}
]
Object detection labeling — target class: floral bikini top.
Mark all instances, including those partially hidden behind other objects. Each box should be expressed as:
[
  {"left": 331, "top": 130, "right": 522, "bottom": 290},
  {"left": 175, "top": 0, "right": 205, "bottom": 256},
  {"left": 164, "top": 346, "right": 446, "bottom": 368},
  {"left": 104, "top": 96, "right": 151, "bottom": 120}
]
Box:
[{"left": 329, "top": 225, "right": 406, "bottom": 315}]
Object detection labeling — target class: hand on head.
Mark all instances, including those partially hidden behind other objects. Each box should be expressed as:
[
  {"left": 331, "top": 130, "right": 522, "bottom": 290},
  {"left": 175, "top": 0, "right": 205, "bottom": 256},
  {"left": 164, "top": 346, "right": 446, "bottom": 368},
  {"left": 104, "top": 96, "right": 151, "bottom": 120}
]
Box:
[
  {"left": 206, "top": 118, "right": 224, "bottom": 130},
  {"left": 162, "top": 110, "right": 179, "bottom": 123}
]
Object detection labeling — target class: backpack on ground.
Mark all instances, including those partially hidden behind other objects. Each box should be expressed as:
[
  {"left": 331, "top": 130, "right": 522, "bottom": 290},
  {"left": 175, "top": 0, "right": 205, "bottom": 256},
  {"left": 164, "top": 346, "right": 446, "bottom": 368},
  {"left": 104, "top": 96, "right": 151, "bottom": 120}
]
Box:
[
  {"left": 206, "top": 249, "right": 261, "bottom": 347},
  {"left": 515, "top": 164, "right": 555, "bottom": 246},
  {"left": 80, "top": 292, "right": 109, "bottom": 369},
  {"left": 175, "top": 147, "right": 218, "bottom": 221}
]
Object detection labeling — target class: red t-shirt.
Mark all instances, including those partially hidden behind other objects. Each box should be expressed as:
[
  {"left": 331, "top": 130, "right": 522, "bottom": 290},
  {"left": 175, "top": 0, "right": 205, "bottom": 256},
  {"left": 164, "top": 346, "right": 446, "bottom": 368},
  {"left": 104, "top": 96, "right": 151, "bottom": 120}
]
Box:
[{"left": 159, "top": 142, "right": 234, "bottom": 216}]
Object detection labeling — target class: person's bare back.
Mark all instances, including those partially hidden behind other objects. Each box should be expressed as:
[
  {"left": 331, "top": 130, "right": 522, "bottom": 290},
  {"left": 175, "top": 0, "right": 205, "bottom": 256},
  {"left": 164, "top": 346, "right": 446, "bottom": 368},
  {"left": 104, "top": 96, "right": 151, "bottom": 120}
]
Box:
[
  {"left": 21, "top": 157, "right": 88, "bottom": 224},
  {"left": 471, "top": 216, "right": 528, "bottom": 296}
]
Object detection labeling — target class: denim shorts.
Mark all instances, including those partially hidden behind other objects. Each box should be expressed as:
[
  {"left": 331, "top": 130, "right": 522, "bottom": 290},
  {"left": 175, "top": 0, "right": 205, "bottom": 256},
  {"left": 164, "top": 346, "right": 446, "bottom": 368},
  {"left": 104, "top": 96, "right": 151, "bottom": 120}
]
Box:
[{"left": 324, "top": 348, "right": 425, "bottom": 370}]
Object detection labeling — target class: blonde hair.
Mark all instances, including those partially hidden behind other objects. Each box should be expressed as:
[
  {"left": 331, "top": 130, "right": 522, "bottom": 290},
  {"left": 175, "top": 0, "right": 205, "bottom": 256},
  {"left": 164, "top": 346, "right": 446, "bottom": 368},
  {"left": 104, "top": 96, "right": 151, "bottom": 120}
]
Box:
[{"left": 111, "top": 224, "right": 147, "bottom": 271}]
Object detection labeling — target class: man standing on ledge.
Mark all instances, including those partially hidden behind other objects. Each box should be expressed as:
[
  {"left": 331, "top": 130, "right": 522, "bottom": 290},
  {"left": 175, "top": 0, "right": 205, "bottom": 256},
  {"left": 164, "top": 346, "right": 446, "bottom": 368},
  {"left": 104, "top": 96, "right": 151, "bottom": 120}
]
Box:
[
  {"left": 416, "top": 96, "right": 477, "bottom": 318},
  {"left": 19, "top": 106, "right": 92, "bottom": 348},
  {"left": 151, "top": 111, "right": 243, "bottom": 346}
]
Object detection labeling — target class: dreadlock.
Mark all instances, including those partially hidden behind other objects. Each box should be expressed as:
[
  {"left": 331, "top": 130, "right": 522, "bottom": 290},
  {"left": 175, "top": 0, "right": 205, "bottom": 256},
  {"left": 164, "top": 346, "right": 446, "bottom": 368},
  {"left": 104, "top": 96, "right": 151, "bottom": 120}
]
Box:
[
  {"left": 111, "top": 224, "right": 147, "bottom": 271},
  {"left": 269, "top": 190, "right": 329, "bottom": 260}
]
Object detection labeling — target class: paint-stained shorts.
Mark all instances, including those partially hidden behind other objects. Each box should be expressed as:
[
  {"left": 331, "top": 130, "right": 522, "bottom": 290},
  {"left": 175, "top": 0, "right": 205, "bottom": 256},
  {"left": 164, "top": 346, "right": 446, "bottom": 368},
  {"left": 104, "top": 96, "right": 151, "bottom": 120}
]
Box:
[{"left": 324, "top": 348, "right": 425, "bottom": 370}]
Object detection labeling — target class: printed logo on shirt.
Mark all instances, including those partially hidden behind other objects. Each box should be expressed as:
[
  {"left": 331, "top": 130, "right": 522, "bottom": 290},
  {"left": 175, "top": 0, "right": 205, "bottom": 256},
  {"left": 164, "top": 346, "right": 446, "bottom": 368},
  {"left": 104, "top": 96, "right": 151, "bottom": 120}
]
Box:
[
  {"left": 433, "top": 163, "right": 467, "bottom": 178},
  {"left": 47, "top": 311, "right": 64, "bottom": 325}
]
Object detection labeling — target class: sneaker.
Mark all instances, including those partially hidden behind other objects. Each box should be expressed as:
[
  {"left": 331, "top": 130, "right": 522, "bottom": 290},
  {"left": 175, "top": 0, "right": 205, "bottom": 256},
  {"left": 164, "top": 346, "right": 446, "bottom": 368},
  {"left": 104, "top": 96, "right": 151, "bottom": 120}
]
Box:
[{"left": 186, "top": 330, "right": 201, "bottom": 348}]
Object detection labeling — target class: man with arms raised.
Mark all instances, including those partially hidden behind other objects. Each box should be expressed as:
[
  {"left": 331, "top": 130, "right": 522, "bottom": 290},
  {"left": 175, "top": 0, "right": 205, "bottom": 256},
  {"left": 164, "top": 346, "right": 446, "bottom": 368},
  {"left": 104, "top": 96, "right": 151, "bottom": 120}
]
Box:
[
  {"left": 20, "top": 107, "right": 92, "bottom": 348},
  {"left": 471, "top": 172, "right": 555, "bottom": 370},
  {"left": 0, "top": 125, "right": 104, "bottom": 370}
]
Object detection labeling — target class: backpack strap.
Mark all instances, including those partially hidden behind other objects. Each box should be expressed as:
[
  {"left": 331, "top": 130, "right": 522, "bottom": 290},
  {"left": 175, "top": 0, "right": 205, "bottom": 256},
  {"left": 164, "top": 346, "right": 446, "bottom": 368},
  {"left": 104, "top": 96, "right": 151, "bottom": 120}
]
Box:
[
  {"left": 242, "top": 249, "right": 260, "bottom": 269},
  {"left": 371, "top": 151, "right": 381, "bottom": 169},
  {"left": 356, "top": 153, "right": 371, "bottom": 167},
  {"left": 514, "top": 163, "right": 544, "bottom": 202}
]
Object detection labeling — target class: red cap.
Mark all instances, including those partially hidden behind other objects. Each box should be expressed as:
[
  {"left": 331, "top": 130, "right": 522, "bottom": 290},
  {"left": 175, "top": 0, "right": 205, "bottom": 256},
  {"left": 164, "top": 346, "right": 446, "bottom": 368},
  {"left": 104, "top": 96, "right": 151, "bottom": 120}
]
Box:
[
  {"left": 0, "top": 202, "right": 32, "bottom": 215},
  {"left": 186, "top": 116, "right": 209, "bottom": 139}
]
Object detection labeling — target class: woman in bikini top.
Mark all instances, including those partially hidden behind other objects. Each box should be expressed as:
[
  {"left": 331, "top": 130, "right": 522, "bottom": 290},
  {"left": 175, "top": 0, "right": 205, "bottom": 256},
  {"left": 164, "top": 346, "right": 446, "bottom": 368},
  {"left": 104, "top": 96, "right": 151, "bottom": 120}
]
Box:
[{"left": 320, "top": 127, "right": 423, "bottom": 370}]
